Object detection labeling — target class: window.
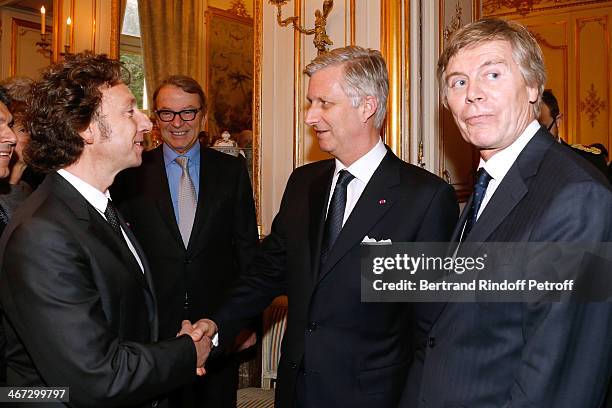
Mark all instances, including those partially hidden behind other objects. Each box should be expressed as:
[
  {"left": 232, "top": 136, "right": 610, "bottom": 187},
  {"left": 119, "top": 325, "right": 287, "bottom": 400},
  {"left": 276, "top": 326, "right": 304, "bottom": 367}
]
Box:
[{"left": 120, "top": 0, "right": 147, "bottom": 110}]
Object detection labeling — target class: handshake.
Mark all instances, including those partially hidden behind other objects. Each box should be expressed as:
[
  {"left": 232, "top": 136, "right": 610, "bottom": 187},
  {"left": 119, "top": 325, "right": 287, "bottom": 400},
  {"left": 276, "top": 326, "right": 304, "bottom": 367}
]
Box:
[{"left": 177, "top": 318, "right": 219, "bottom": 376}]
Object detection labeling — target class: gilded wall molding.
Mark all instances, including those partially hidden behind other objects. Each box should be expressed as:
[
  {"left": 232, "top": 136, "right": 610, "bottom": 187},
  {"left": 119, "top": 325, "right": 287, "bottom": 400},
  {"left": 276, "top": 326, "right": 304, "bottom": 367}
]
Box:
[
  {"left": 10, "top": 18, "right": 40, "bottom": 76},
  {"left": 443, "top": 0, "right": 463, "bottom": 40},
  {"left": 381, "top": 0, "right": 403, "bottom": 157},
  {"left": 253, "top": 0, "right": 263, "bottom": 226},
  {"left": 349, "top": 0, "right": 355, "bottom": 44},
  {"left": 576, "top": 15, "right": 609, "bottom": 137},
  {"left": 481, "top": 0, "right": 610, "bottom": 17},
  {"left": 580, "top": 83, "right": 607, "bottom": 127},
  {"left": 293, "top": 0, "right": 302, "bottom": 168}
]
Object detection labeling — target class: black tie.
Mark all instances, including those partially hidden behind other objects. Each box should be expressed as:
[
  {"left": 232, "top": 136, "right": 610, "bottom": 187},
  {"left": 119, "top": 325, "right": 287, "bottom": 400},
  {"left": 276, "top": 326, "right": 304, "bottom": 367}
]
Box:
[
  {"left": 104, "top": 199, "right": 123, "bottom": 237},
  {"left": 321, "top": 170, "right": 355, "bottom": 263},
  {"left": 463, "top": 168, "right": 492, "bottom": 237}
]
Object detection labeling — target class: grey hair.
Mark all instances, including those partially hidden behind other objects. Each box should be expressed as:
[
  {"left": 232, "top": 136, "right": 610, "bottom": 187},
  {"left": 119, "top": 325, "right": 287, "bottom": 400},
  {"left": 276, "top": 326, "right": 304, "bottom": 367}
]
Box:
[{"left": 305, "top": 46, "right": 389, "bottom": 129}]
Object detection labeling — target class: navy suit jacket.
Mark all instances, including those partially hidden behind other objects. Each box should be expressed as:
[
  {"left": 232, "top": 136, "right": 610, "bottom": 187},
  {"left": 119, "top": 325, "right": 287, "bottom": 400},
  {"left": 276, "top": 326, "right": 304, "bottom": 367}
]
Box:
[
  {"left": 405, "top": 128, "right": 612, "bottom": 408},
  {"left": 212, "top": 149, "right": 459, "bottom": 408}
]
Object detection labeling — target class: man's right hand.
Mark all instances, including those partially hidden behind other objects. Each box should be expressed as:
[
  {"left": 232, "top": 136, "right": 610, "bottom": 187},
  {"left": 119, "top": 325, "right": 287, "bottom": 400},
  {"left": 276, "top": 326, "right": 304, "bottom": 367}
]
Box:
[
  {"left": 194, "top": 335, "right": 212, "bottom": 376},
  {"left": 178, "top": 319, "right": 218, "bottom": 342},
  {"left": 178, "top": 320, "right": 216, "bottom": 376}
]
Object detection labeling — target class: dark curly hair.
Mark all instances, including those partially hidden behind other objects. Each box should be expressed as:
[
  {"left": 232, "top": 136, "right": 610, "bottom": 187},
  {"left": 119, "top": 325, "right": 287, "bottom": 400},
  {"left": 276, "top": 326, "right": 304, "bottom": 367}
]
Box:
[
  {"left": 0, "top": 86, "right": 12, "bottom": 108},
  {"left": 25, "top": 52, "right": 129, "bottom": 173},
  {"left": 1, "top": 76, "right": 34, "bottom": 124}
]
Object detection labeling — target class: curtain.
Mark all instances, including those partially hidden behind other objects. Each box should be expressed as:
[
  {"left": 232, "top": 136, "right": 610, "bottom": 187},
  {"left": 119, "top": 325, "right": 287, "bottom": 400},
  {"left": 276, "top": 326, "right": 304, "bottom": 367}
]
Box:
[
  {"left": 138, "top": 0, "right": 199, "bottom": 108},
  {"left": 120, "top": 0, "right": 127, "bottom": 28}
]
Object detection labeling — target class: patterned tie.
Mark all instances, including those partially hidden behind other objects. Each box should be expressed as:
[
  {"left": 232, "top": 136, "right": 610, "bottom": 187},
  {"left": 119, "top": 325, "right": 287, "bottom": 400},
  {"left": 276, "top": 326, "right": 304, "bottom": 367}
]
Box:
[
  {"left": 104, "top": 199, "right": 123, "bottom": 237},
  {"left": 463, "top": 167, "right": 492, "bottom": 237},
  {"left": 320, "top": 169, "right": 355, "bottom": 264},
  {"left": 176, "top": 156, "right": 197, "bottom": 248}
]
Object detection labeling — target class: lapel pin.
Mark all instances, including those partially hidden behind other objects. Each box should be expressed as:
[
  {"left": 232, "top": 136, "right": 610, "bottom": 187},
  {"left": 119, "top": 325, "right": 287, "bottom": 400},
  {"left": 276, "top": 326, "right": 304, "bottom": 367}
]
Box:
[{"left": 378, "top": 199, "right": 386, "bottom": 205}]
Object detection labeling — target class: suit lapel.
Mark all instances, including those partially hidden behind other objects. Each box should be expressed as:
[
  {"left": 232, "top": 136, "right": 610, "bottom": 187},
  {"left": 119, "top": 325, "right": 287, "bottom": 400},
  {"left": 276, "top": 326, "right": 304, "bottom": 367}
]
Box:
[
  {"left": 465, "top": 128, "right": 552, "bottom": 243},
  {"left": 120, "top": 216, "right": 159, "bottom": 340},
  {"left": 318, "top": 151, "right": 399, "bottom": 282},
  {"left": 451, "top": 195, "right": 473, "bottom": 243},
  {"left": 308, "top": 161, "right": 335, "bottom": 279},
  {"left": 51, "top": 174, "right": 150, "bottom": 290},
  {"left": 149, "top": 148, "right": 184, "bottom": 246},
  {"left": 187, "top": 146, "right": 216, "bottom": 253},
  {"left": 88, "top": 206, "right": 150, "bottom": 289},
  {"left": 466, "top": 168, "right": 527, "bottom": 242}
]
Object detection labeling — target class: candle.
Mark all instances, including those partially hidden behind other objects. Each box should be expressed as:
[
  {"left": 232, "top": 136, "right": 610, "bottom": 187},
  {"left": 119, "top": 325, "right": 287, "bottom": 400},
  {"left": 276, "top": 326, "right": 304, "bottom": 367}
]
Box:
[
  {"left": 66, "top": 17, "right": 71, "bottom": 47},
  {"left": 40, "top": 6, "right": 45, "bottom": 35}
]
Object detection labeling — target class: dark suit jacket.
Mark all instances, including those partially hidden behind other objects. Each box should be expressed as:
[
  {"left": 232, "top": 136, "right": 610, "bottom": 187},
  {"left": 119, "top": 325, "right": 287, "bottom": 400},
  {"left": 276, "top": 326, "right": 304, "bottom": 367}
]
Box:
[
  {"left": 406, "top": 128, "right": 612, "bottom": 408},
  {"left": 112, "top": 144, "right": 258, "bottom": 339},
  {"left": 212, "top": 149, "right": 459, "bottom": 408},
  {"left": 112, "top": 144, "right": 258, "bottom": 406},
  {"left": 0, "top": 173, "right": 197, "bottom": 407}
]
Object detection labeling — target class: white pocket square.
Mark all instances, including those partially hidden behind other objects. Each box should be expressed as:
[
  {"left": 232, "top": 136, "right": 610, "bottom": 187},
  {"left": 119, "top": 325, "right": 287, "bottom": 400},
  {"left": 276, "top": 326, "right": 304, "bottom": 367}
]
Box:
[{"left": 361, "top": 236, "right": 392, "bottom": 245}]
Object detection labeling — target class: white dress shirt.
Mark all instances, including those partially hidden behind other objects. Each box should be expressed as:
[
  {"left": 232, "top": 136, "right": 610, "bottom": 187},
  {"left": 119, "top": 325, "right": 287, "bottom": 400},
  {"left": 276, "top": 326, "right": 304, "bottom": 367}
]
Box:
[
  {"left": 57, "top": 169, "right": 144, "bottom": 273},
  {"left": 326, "top": 138, "right": 387, "bottom": 226},
  {"left": 476, "top": 120, "right": 541, "bottom": 220}
]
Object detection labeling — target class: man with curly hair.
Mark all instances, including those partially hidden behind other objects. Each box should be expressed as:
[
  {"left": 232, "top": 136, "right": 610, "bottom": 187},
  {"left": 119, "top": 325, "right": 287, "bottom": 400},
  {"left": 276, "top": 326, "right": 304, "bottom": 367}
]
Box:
[{"left": 0, "top": 52, "right": 213, "bottom": 407}]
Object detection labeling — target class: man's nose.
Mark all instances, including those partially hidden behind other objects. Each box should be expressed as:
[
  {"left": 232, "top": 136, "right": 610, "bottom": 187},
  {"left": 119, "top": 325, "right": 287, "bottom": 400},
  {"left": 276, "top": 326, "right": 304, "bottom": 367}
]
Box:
[
  {"left": 171, "top": 113, "right": 184, "bottom": 127},
  {"left": 466, "top": 80, "right": 485, "bottom": 103},
  {"left": 305, "top": 106, "right": 319, "bottom": 126},
  {"left": 0, "top": 126, "right": 17, "bottom": 145},
  {"left": 137, "top": 109, "right": 153, "bottom": 133}
]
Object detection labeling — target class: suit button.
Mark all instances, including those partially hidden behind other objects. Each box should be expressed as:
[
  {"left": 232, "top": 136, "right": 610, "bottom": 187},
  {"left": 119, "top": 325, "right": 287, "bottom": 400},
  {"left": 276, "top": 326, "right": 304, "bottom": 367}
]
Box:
[
  {"left": 184, "top": 258, "right": 191, "bottom": 264},
  {"left": 151, "top": 401, "right": 158, "bottom": 408},
  {"left": 290, "top": 362, "right": 298, "bottom": 369},
  {"left": 428, "top": 337, "right": 436, "bottom": 348},
  {"left": 307, "top": 322, "right": 317, "bottom": 332}
]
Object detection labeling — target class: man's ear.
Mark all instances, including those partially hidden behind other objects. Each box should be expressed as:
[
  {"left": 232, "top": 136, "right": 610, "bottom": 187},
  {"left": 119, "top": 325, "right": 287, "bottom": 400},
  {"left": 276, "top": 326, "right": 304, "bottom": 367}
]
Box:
[
  {"left": 527, "top": 86, "right": 539, "bottom": 105},
  {"left": 80, "top": 123, "right": 95, "bottom": 145},
  {"left": 361, "top": 95, "right": 378, "bottom": 123}
]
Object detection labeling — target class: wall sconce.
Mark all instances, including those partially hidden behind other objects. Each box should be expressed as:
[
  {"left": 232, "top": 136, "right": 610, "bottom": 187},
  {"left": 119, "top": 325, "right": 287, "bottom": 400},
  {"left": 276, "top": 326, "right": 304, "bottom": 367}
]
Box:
[
  {"left": 269, "top": 0, "right": 334, "bottom": 55},
  {"left": 36, "top": 6, "right": 52, "bottom": 58}
]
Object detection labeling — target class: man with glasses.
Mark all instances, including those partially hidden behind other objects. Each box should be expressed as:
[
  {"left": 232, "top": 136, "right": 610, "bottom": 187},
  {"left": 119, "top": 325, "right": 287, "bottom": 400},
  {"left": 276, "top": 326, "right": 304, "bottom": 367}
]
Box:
[{"left": 113, "top": 75, "right": 258, "bottom": 408}]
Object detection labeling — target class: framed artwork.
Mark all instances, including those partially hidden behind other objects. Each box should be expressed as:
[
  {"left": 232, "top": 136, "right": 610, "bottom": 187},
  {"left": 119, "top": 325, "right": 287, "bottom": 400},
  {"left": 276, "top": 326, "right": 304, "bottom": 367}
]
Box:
[
  {"left": 10, "top": 18, "right": 52, "bottom": 77},
  {"left": 206, "top": 6, "right": 254, "bottom": 179}
]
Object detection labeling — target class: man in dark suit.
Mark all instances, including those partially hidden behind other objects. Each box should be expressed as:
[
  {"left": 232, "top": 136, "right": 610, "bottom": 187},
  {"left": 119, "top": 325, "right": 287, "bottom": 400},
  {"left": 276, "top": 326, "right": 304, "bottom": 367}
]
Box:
[
  {"left": 112, "top": 75, "right": 259, "bottom": 408},
  {"left": 404, "top": 19, "right": 612, "bottom": 407},
  {"left": 0, "top": 52, "right": 212, "bottom": 407},
  {"left": 538, "top": 88, "right": 609, "bottom": 175},
  {"left": 189, "top": 46, "right": 459, "bottom": 408}
]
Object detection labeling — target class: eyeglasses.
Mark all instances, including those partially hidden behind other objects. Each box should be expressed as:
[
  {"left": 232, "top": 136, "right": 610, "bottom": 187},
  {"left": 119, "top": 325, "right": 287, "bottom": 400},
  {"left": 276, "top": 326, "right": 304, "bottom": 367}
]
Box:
[{"left": 156, "top": 108, "right": 201, "bottom": 122}]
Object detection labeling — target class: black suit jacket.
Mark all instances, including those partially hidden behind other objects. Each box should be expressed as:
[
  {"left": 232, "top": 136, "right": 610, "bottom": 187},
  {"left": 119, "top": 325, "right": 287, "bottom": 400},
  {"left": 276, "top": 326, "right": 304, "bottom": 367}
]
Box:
[
  {"left": 406, "top": 129, "right": 612, "bottom": 408},
  {"left": 0, "top": 173, "right": 196, "bottom": 407},
  {"left": 112, "top": 144, "right": 258, "bottom": 340},
  {"left": 212, "top": 149, "right": 459, "bottom": 408}
]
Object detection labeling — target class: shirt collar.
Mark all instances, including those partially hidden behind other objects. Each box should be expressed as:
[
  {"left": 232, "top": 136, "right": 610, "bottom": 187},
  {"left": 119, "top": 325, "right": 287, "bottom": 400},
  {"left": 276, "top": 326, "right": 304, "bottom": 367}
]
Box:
[
  {"left": 479, "top": 120, "right": 540, "bottom": 181},
  {"left": 57, "top": 168, "right": 111, "bottom": 213},
  {"left": 163, "top": 140, "right": 201, "bottom": 167},
  {"left": 334, "top": 138, "right": 387, "bottom": 184}
]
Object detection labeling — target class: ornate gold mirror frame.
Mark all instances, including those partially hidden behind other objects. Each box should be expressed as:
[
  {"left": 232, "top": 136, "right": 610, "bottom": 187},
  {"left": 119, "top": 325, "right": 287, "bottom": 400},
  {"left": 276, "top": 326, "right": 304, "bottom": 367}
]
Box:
[{"left": 253, "top": 0, "right": 263, "bottom": 228}]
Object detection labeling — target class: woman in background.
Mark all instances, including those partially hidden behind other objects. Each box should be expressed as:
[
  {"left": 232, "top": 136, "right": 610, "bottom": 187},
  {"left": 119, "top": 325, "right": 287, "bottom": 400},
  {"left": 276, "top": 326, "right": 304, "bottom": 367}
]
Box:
[{"left": 0, "top": 76, "right": 40, "bottom": 235}]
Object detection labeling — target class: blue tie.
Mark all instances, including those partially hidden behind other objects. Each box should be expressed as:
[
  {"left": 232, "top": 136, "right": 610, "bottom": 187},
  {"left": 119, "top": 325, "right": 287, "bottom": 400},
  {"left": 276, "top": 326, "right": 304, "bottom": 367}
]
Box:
[
  {"left": 320, "top": 170, "right": 355, "bottom": 264},
  {"left": 464, "top": 168, "right": 492, "bottom": 237}
]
